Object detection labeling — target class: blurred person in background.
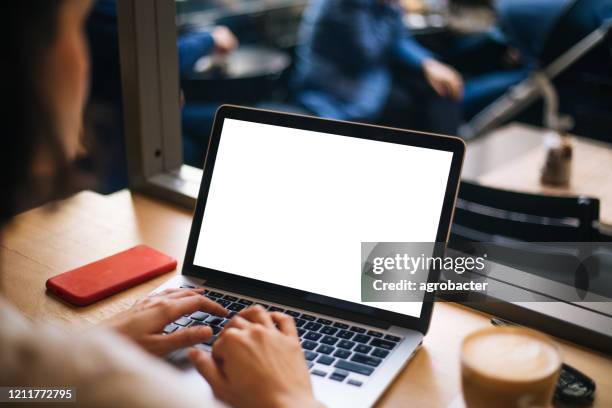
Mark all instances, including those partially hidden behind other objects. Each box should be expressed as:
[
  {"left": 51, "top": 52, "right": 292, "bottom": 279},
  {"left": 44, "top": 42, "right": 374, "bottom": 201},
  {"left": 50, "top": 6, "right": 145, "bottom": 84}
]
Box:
[
  {"left": 495, "top": 0, "right": 612, "bottom": 66},
  {"left": 291, "top": 0, "right": 464, "bottom": 135},
  {"left": 1, "top": 2, "right": 320, "bottom": 407},
  {"left": 178, "top": 26, "right": 239, "bottom": 166},
  {"left": 495, "top": 0, "right": 573, "bottom": 67},
  {"left": 476, "top": 0, "right": 612, "bottom": 136}
]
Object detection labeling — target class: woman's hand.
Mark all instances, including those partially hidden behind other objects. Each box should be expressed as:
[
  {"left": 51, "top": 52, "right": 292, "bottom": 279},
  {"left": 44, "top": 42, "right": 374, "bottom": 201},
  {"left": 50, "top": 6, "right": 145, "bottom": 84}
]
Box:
[
  {"left": 104, "top": 288, "right": 228, "bottom": 356},
  {"left": 188, "top": 306, "right": 323, "bottom": 408},
  {"left": 422, "top": 58, "right": 464, "bottom": 101}
]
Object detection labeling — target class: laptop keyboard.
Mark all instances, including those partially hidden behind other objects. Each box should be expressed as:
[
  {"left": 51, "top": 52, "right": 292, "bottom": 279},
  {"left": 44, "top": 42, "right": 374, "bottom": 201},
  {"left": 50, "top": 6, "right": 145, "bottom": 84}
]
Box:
[{"left": 164, "top": 285, "right": 403, "bottom": 386}]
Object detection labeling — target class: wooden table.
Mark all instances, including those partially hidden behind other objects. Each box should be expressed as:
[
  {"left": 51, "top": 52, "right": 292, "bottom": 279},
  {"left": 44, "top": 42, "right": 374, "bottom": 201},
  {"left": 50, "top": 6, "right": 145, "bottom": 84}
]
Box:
[
  {"left": 2, "top": 190, "right": 611, "bottom": 407},
  {"left": 463, "top": 123, "right": 612, "bottom": 227}
]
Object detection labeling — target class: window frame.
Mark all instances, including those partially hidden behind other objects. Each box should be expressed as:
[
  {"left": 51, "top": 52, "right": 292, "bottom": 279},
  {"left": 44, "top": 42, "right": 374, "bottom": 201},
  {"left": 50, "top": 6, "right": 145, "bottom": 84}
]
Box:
[{"left": 117, "top": 0, "right": 200, "bottom": 207}]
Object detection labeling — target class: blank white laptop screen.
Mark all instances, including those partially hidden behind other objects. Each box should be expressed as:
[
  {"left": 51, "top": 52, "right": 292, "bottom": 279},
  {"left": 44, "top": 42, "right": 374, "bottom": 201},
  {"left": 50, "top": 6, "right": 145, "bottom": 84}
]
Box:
[{"left": 194, "top": 118, "right": 453, "bottom": 318}]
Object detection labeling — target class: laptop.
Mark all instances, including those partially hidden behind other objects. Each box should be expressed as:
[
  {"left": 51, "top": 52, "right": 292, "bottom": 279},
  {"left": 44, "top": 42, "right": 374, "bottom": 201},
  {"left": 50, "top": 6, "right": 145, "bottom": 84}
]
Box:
[{"left": 151, "top": 105, "right": 465, "bottom": 407}]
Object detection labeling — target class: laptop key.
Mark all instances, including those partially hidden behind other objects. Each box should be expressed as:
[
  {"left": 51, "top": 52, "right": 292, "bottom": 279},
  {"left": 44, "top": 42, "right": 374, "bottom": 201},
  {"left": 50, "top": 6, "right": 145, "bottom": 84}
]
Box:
[
  {"left": 174, "top": 317, "right": 192, "bottom": 327},
  {"left": 337, "top": 330, "right": 354, "bottom": 340},
  {"left": 311, "top": 369, "right": 327, "bottom": 377},
  {"left": 285, "top": 310, "right": 301, "bottom": 318},
  {"left": 223, "top": 295, "right": 238, "bottom": 302},
  {"left": 268, "top": 306, "right": 284, "bottom": 312},
  {"left": 348, "top": 379, "right": 363, "bottom": 387},
  {"left": 210, "top": 325, "right": 222, "bottom": 335},
  {"left": 317, "top": 318, "right": 333, "bottom": 325},
  {"left": 304, "top": 322, "right": 322, "bottom": 331},
  {"left": 333, "top": 349, "right": 351, "bottom": 359},
  {"left": 205, "top": 316, "right": 224, "bottom": 325},
  {"left": 301, "top": 340, "right": 318, "bottom": 350},
  {"left": 337, "top": 340, "right": 355, "bottom": 350},
  {"left": 317, "top": 355, "right": 335, "bottom": 366},
  {"left": 350, "top": 326, "right": 366, "bottom": 334},
  {"left": 190, "top": 311, "right": 210, "bottom": 321},
  {"left": 180, "top": 285, "right": 195, "bottom": 289},
  {"left": 351, "top": 353, "right": 382, "bottom": 367},
  {"left": 294, "top": 318, "right": 306, "bottom": 328},
  {"left": 367, "top": 330, "right": 383, "bottom": 338},
  {"left": 370, "top": 338, "right": 396, "bottom": 350},
  {"left": 372, "top": 348, "right": 390, "bottom": 358},
  {"left": 163, "top": 323, "right": 178, "bottom": 334},
  {"left": 320, "top": 326, "right": 338, "bottom": 335},
  {"left": 316, "top": 344, "right": 335, "bottom": 355},
  {"left": 330, "top": 369, "right": 349, "bottom": 382},
  {"left": 300, "top": 314, "right": 316, "bottom": 321},
  {"left": 297, "top": 328, "right": 307, "bottom": 337},
  {"left": 320, "top": 335, "right": 339, "bottom": 345},
  {"left": 227, "top": 303, "right": 246, "bottom": 312},
  {"left": 304, "top": 331, "right": 322, "bottom": 341},
  {"left": 384, "top": 334, "right": 402, "bottom": 342},
  {"left": 333, "top": 322, "right": 349, "bottom": 329},
  {"left": 216, "top": 299, "right": 232, "bottom": 308},
  {"left": 355, "top": 344, "right": 372, "bottom": 354},
  {"left": 203, "top": 335, "right": 217, "bottom": 346},
  {"left": 353, "top": 334, "right": 371, "bottom": 344},
  {"left": 307, "top": 361, "right": 314, "bottom": 369},
  {"left": 304, "top": 351, "right": 318, "bottom": 361},
  {"left": 335, "top": 360, "right": 374, "bottom": 376},
  {"left": 209, "top": 291, "right": 224, "bottom": 298},
  {"left": 237, "top": 298, "right": 253, "bottom": 305},
  {"left": 227, "top": 311, "right": 238, "bottom": 318},
  {"left": 255, "top": 303, "right": 269, "bottom": 309}
]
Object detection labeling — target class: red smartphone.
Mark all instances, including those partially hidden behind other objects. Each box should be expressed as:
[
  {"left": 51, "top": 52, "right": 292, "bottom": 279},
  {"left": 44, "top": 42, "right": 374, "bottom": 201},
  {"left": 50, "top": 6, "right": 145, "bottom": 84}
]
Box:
[{"left": 46, "top": 245, "right": 177, "bottom": 306}]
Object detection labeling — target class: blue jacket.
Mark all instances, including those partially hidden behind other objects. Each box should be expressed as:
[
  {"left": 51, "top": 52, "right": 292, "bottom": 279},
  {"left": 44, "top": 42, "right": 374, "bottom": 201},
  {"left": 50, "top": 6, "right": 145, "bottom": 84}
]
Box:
[
  {"left": 178, "top": 31, "right": 215, "bottom": 76},
  {"left": 496, "top": 0, "right": 612, "bottom": 66},
  {"left": 291, "top": 0, "right": 434, "bottom": 121},
  {"left": 496, "top": 0, "right": 572, "bottom": 65}
]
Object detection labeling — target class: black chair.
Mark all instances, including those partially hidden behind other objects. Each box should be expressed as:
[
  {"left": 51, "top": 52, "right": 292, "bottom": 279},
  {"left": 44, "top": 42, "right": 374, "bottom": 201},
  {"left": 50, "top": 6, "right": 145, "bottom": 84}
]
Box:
[
  {"left": 451, "top": 180, "right": 600, "bottom": 242},
  {"left": 449, "top": 181, "right": 603, "bottom": 295}
]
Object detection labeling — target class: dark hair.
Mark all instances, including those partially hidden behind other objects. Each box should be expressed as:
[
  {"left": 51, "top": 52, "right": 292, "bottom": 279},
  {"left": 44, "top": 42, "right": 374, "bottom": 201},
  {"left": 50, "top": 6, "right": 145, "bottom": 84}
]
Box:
[{"left": 1, "top": 1, "right": 73, "bottom": 226}]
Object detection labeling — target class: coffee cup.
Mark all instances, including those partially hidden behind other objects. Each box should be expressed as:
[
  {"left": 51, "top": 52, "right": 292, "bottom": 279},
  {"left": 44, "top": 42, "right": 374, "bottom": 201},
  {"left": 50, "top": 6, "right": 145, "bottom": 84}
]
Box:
[{"left": 461, "top": 326, "right": 562, "bottom": 408}]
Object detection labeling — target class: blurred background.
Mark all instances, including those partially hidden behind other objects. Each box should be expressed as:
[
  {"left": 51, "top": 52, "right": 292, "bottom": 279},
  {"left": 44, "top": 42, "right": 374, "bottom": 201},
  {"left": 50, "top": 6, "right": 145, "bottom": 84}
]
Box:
[
  {"left": 84, "top": 0, "right": 612, "bottom": 189},
  {"left": 31, "top": 0, "right": 612, "bottom": 345},
  {"left": 22, "top": 0, "right": 609, "bottom": 355}
]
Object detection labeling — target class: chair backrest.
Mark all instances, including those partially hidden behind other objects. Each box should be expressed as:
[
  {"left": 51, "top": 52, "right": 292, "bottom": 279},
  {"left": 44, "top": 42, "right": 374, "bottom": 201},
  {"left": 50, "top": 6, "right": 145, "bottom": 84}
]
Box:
[
  {"left": 451, "top": 181, "right": 600, "bottom": 242},
  {"left": 540, "top": 0, "right": 612, "bottom": 67}
]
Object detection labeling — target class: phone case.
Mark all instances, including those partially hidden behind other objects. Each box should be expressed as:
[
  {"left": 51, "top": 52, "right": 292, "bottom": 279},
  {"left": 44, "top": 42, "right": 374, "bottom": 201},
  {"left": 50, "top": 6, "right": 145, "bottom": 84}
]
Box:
[{"left": 46, "top": 245, "right": 177, "bottom": 306}]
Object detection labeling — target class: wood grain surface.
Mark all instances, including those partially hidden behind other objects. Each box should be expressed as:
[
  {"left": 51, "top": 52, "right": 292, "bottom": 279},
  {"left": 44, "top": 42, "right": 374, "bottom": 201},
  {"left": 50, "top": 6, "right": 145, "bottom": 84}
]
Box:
[{"left": 1, "top": 190, "right": 610, "bottom": 407}]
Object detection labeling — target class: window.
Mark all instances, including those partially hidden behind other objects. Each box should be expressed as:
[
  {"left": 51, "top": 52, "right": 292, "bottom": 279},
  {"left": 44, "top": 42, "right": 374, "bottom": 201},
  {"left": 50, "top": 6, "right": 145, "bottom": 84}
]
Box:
[
  {"left": 116, "top": 0, "right": 307, "bottom": 206},
  {"left": 116, "top": 0, "right": 612, "bottom": 352}
]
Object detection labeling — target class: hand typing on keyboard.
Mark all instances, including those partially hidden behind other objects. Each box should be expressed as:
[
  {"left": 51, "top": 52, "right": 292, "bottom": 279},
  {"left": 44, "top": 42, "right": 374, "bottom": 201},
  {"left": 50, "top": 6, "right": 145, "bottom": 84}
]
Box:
[
  {"left": 188, "top": 305, "right": 324, "bottom": 408},
  {"left": 103, "top": 288, "right": 228, "bottom": 356}
]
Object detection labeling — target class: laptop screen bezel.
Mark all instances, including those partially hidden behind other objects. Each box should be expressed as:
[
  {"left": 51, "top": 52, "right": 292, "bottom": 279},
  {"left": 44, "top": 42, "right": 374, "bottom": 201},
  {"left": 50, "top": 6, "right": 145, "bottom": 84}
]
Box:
[{"left": 182, "top": 105, "right": 465, "bottom": 335}]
